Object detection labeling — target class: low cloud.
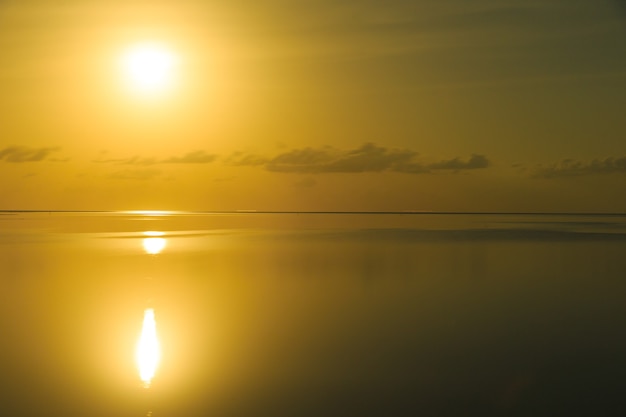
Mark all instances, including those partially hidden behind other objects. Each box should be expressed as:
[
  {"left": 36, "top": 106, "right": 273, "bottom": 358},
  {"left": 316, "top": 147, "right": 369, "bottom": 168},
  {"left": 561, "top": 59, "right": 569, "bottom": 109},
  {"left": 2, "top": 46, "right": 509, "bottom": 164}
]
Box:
[
  {"left": 234, "top": 143, "right": 490, "bottom": 175},
  {"left": 226, "top": 152, "right": 269, "bottom": 167},
  {"left": 93, "top": 144, "right": 491, "bottom": 176},
  {"left": 267, "top": 143, "right": 417, "bottom": 173},
  {"left": 162, "top": 151, "right": 216, "bottom": 164},
  {"left": 533, "top": 156, "right": 626, "bottom": 178},
  {"left": 0, "top": 146, "right": 60, "bottom": 162},
  {"left": 94, "top": 156, "right": 157, "bottom": 165},
  {"left": 95, "top": 150, "right": 216, "bottom": 165},
  {"left": 428, "top": 154, "right": 490, "bottom": 170}
]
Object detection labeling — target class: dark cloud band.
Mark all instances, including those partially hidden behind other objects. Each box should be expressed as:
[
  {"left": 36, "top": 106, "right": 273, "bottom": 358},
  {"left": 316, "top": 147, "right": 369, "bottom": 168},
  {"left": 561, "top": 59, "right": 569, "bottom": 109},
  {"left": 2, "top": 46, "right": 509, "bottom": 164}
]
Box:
[
  {"left": 534, "top": 157, "right": 626, "bottom": 178},
  {"left": 0, "top": 146, "right": 60, "bottom": 163},
  {"left": 233, "top": 143, "right": 490, "bottom": 175}
]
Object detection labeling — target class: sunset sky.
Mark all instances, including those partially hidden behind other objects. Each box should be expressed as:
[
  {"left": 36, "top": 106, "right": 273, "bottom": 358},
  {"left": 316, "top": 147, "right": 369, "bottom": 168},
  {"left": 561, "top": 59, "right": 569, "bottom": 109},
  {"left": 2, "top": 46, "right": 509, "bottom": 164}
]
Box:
[{"left": 1, "top": 0, "right": 625, "bottom": 212}]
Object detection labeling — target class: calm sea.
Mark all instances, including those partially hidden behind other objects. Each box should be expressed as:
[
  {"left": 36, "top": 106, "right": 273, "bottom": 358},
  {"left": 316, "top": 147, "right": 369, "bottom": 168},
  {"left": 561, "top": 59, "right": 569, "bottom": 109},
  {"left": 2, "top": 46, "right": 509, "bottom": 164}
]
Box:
[{"left": 1, "top": 212, "right": 626, "bottom": 416}]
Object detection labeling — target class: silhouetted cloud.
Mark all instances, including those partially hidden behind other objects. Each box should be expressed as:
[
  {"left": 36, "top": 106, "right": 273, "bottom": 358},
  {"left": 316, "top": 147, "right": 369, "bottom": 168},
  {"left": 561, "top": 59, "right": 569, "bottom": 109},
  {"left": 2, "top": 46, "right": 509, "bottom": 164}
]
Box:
[
  {"left": 93, "top": 156, "right": 157, "bottom": 165},
  {"left": 122, "top": 156, "right": 157, "bottom": 165},
  {"left": 428, "top": 154, "right": 490, "bottom": 170},
  {"left": 267, "top": 143, "right": 418, "bottom": 173},
  {"left": 94, "top": 151, "right": 216, "bottom": 165},
  {"left": 93, "top": 144, "right": 490, "bottom": 175},
  {"left": 0, "top": 146, "right": 60, "bottom": 162},
  {"left": 162, "top": 151, "right": 216, "bottom": 164},
  {"left": 226, "top": 152, "right": 269, "bottom": 166},
  {"left": 235, "top": 143, "right": 489, "bottom": 175},
  {"left": 533, "top": 157, "right": 626, "bottom": 178},
  {"left": 265, "top": 147, "right": 334, "bottom": 172}
]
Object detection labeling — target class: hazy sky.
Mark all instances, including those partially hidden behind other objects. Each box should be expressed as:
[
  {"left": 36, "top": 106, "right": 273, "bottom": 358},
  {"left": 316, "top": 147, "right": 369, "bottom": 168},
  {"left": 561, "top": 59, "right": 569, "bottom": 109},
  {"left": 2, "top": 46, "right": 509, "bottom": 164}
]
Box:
[{"left": 1, "top": 0, "right": 625, "bottom": 211}]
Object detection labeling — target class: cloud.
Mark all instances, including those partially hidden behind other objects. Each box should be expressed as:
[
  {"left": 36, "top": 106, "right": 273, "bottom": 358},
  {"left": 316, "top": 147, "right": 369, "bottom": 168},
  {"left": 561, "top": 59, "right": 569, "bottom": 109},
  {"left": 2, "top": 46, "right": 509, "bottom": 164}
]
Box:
[
  {"left": 228, "top": 152, "right": 269, "bottom": 166},
  {"left": 107, "top": 169, "right": 162, "bottom": 181},
  {"left": 0, "top": 146, "right": 60, "bottom": 162},
  {"left": 265, "top": 147, "right": 332, "bottom": 173},
  {"left": 121, "top": 156, "right": 157, "bottom": 165},
  {"left": 428, "top": 154, "right": 490, "bottom": 170},
  {"left": 533, "top": 156, "right": 626, "bottom": 178},
  {"left": 93, "top": 156, "right": 157, "bottom": 165},
  {"left": 94, "top": 151, "right": 216, "bottom": 165},
  {"left": 93, "top": 144, "right": 490, "bottom": 176},
  {"left": 266, "top": 143, "right": 416, "bottom": 173},
  {"left": 235, "top": 143, "right": 489, "bottom": 175},
  {"left": 162, "top": 150, "right": 217, "bottom": 164}
]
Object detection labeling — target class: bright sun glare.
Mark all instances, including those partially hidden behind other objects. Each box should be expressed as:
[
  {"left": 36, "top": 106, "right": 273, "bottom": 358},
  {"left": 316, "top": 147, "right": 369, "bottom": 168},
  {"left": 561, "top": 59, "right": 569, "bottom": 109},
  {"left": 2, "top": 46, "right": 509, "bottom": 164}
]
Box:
[
  {"left": 143, "top": 237, "right": 167, "bottom": 255},
  {"left": 121, "top": 42, "right": 178, "bottom": 94},
  {"left": 136, "top": 308, "right": 161, "bottom": 388}
]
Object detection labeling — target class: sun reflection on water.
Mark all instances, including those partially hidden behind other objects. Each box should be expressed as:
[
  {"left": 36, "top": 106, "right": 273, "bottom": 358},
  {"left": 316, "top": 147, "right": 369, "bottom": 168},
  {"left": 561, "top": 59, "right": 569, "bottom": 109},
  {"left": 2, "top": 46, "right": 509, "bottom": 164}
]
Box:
[
  {"left": 136, "top": 308, "right": 160, "bottom": 388},
  {"left": 142, "top": 232, "right": 167, "bottom": 255},
  {"left": 125, "top": 210, "right": 177, "bottom": 216}
]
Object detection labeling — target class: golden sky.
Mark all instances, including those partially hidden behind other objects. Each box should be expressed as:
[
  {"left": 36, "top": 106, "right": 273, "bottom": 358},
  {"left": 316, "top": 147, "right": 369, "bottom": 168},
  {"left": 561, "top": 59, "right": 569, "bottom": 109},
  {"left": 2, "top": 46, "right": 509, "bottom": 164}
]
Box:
[{"left": 1, "top": 0, "right": 625, "bottom": 212}]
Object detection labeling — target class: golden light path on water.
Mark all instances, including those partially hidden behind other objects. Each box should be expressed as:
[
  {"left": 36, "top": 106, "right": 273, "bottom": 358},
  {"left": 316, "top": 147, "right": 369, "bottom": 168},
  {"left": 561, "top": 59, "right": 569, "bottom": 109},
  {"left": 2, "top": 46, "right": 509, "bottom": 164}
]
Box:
[{"left": 136, "top": 308, "right": 161, "bottom": 388}]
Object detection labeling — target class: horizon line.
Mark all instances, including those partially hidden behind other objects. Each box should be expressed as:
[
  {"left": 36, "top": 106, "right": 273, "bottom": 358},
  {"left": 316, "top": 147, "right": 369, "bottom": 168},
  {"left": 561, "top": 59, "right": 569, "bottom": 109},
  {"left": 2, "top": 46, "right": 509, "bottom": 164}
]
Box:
[{"left": 1, "top": 210, "right": 626, "bottom": 217}]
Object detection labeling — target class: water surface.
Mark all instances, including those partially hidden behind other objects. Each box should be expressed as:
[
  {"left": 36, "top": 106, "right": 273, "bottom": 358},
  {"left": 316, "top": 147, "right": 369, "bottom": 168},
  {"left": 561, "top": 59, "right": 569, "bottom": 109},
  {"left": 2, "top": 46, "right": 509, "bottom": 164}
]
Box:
[{"left": 1, "top": 212, "right": 626, "bottom": 416}]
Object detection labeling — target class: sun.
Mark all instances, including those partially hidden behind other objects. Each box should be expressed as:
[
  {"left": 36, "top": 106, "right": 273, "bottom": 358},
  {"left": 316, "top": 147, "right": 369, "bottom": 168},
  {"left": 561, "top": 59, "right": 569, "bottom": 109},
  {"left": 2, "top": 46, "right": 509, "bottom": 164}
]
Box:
[{"left": 121, "top": 42, "right": 178, "bottom": 94}]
